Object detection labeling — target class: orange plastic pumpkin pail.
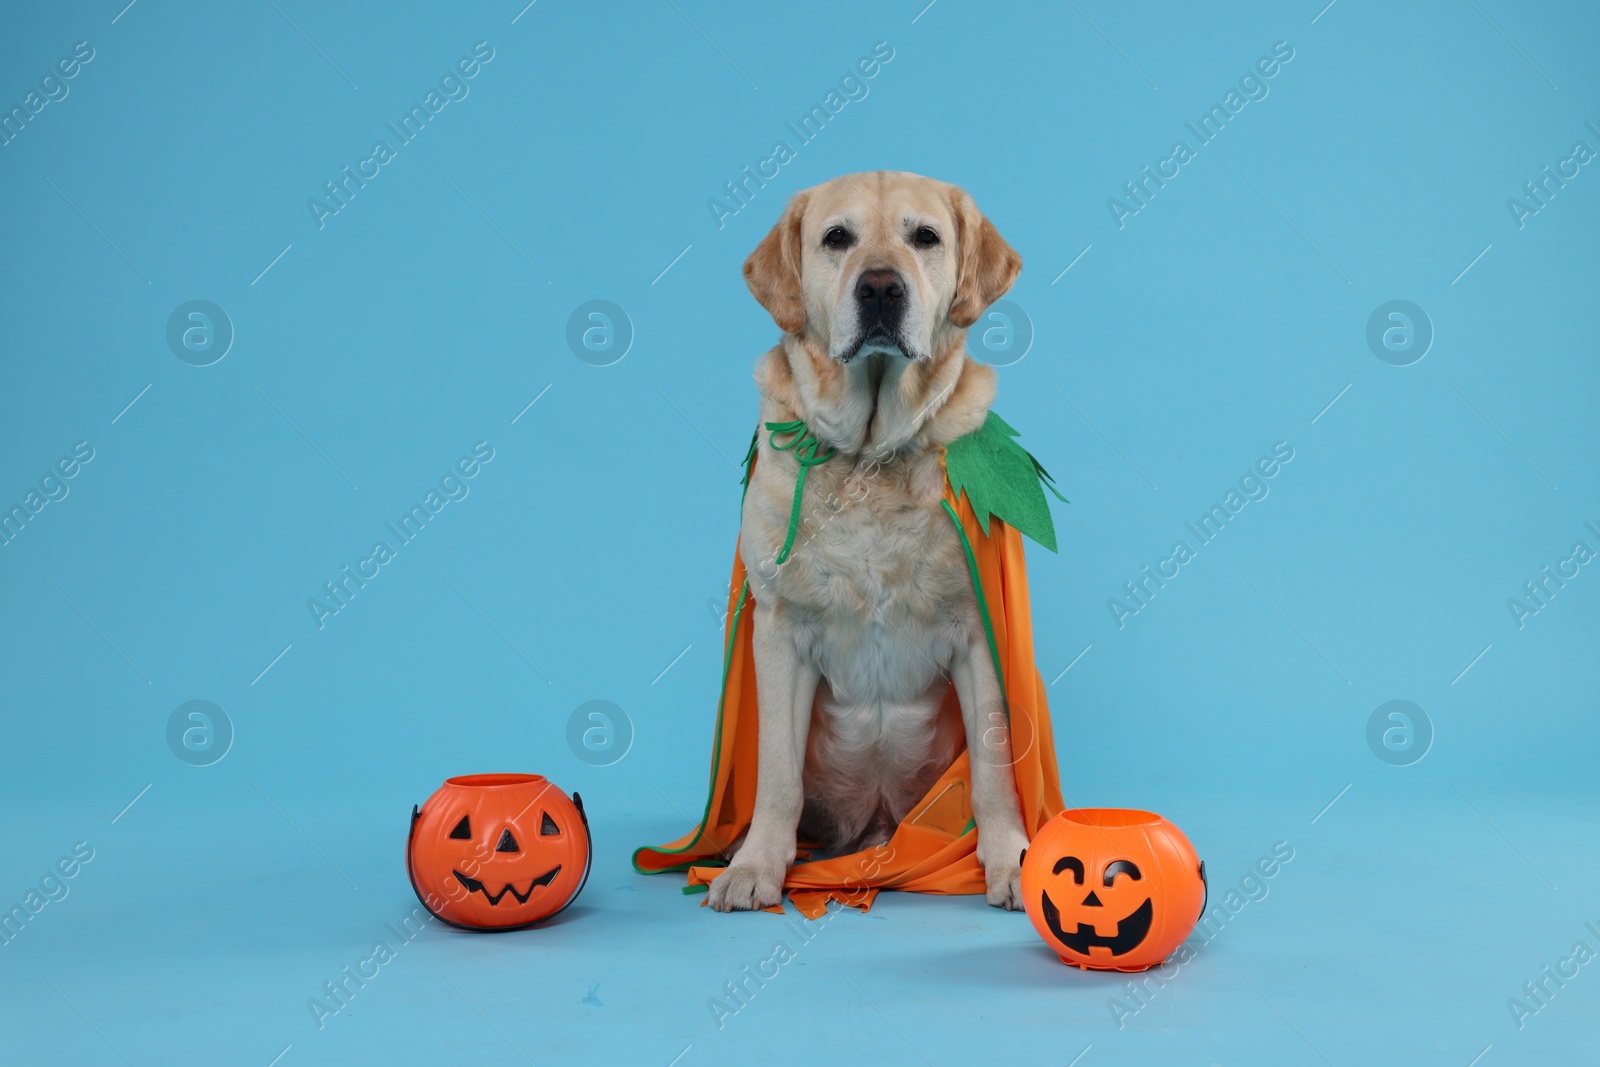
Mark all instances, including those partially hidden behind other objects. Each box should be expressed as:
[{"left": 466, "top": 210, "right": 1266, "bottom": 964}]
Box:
[
  {"left": 1020, "top": 808, "right": 1205, "bottom": 971},
  {"left": 407, "top": 774, "right": 591, "bottom": 930}
]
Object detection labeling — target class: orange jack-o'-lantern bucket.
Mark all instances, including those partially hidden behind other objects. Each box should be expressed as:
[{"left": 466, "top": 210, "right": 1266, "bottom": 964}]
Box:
[
  {"left": 1020, "top": 808, "right": 1206, "bottom": 971},
  {"left": 407, "top": 774, "right": 591, "bottom": 930}
]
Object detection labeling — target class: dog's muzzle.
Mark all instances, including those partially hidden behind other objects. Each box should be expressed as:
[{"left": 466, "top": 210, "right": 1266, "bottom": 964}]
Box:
[{"left": 834, "top": 268, "right": 910, "bottom": 362}]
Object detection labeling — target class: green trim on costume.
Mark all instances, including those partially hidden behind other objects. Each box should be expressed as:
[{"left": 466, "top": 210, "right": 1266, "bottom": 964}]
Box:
[
  {"left": 941, "top": 498, "right": 1008, "bottom": 723},
  {"left": 763, "top": 419, "right": 835, "bottom": 566},
  {"left": 629, "top": 576, "right": 750, "bottom": 875},
  {"left": 632, "top": 429, "right": 763, "bottom": 875}
]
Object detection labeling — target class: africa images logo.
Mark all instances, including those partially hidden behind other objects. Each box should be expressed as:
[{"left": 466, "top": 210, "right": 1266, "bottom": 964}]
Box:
[
  {"left": 1107, "top": 441, "right": 1295, "bottom": 628},
  {"left": 306, "top": 42, "right": 496, "bottom": 230},
  {"left": 1106, "top": 40, "right": 1295, "bottom": 229},
  {"left": 705, "top": 40, "right": 896, "bottom": 231},
  {"left": 307, "top": 442, "right": 494, "bottom": 629}
]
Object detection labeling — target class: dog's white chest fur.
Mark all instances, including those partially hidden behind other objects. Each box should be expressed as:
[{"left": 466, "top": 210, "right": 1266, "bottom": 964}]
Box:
[{"left": 742, "top": 422, "right": 983, "bottom": 849}]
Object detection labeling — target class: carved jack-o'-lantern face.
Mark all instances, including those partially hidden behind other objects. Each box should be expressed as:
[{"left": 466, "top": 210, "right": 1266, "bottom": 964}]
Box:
[
  {"left": 1020, "top": 808, "right": 1205, "bottom": 972},
  {"left": 1040, "top": 854, "right": 1154, "bottom": 957},
  {"left": 407, "top": 774, "right": 590, "bottom": 930}
]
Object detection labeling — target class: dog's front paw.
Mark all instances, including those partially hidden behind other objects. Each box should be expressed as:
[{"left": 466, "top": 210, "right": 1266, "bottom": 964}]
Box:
[
  {"left": 978, "top": 831, "right": 1030, "bottom": 911},
  {"left": 707, "top": 860, "right": 785, "bottom": 912},
  {"left": 983, "top": 858, "right": 1025, "bottom": 911}
]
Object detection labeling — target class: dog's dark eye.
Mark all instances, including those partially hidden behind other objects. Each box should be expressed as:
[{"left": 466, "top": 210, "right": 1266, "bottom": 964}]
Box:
[
  {"left": 913, "top": 227, "right": 940, "bottom": 247},
  {"left": 823, "top": 227, "right": 853, "bottom": 251}
]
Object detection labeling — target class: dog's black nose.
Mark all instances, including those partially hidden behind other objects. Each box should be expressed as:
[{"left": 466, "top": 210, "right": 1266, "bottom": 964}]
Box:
[{"left": 855, "top": 270, "right": 905, "bottom": 321}]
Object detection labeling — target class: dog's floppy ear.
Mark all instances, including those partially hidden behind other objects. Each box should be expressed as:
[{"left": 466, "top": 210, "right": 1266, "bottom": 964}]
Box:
[
  {"left": 744, "top": 192, "right": 809, "bottom": 335},
  {"left": 947, "top": 188, "right": 1021, "bottom": 329}
]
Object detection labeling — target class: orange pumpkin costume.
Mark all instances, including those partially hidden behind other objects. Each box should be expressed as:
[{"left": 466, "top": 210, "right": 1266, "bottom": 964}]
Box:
[{"left": 633, "top": 413, "right": 1067, "bottom": 918}]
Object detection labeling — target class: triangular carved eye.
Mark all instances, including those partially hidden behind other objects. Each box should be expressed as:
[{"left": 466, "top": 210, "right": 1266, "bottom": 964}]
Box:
[
  {"left": 449, "top": 816, "right": 472, "bottom": 840},
  {"left": 495, "top": 828, "right": 519, "bottom": 853},
  {"left": 540, "top": 812, "right": 560, "bottom": 836}
]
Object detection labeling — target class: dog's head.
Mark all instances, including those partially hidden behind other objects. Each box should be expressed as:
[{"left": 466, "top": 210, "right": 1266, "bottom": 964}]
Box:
[{"left": 744, "top": 171, "right": 1020, "bottom": 364}]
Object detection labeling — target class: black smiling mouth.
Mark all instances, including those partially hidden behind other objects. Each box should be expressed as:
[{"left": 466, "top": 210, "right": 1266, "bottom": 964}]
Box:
[
  {"left": 452, "top": 866, "right": 561, "bottom": 905},
  {"left": 1040, "top": 893, "right": 1153, "bottom": 956}
]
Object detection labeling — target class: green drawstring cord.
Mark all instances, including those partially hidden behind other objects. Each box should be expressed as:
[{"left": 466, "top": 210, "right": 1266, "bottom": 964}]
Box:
[{"left": 763, "top": 419, "right": 835, "bottom": 566}]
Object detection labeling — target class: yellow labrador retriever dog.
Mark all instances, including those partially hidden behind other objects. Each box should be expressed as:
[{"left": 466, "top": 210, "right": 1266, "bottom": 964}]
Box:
[{"left": 708, "top": 171, "right": 1029, "bottom": 912}]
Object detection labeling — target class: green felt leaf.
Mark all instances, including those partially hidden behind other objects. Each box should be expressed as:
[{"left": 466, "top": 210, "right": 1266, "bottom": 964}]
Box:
[
  {"left": 945, "top": 412, "right": 1068, "bottom": 552},
  {"left": 740, "top": 428, "right": 759, "bottom": 487}
]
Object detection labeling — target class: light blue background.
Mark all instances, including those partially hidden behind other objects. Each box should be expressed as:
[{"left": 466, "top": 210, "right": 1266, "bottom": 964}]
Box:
[{"left": 2, "top": 1, "right": 1597, "bottom": 1064}]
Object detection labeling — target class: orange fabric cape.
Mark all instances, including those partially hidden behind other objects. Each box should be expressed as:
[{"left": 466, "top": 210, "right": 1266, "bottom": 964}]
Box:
[{"left": 632, "top": 451, "right": 1065, "bottom": 919}]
